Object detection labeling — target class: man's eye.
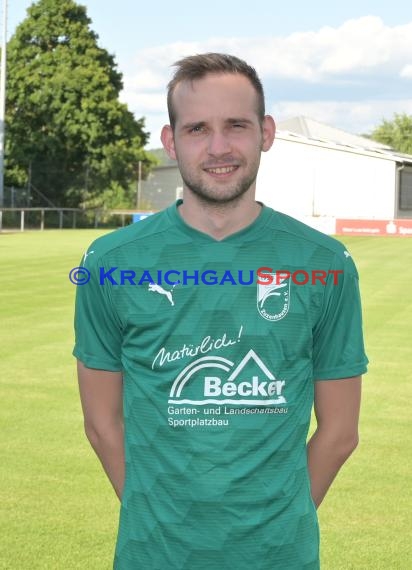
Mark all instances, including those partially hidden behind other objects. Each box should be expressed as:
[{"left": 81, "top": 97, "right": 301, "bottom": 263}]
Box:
[{"left": 190, "top": 126, "right": 204, "bottom": 134}]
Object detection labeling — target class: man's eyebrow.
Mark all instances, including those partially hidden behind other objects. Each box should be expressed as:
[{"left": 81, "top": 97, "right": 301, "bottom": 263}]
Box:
[
  {"left": 180, "top": 121, "right": 206, "bottom": 131},
  {"left": 226, "top": 117, "right": 254, "bottom": 125}
]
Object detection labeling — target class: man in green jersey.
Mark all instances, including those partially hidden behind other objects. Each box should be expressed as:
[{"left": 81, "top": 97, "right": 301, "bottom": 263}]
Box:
[{"left": 74, "top": 53, "right": 368, "bottom": 569}]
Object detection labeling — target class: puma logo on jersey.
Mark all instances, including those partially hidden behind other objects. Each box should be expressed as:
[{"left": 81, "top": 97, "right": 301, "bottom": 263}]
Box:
[
  {"left": 83, "top": 250, "right": 95, "bottom": 264},
  {"left": 148, "top": 283, "right": 176, "bottom": 306}
]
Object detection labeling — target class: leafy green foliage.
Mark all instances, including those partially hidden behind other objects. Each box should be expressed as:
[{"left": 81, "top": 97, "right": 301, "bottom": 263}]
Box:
[
  {"left": 5, "top": 0, "right": 155, "bottom": 207},
  {"left": 369, "top": 113, "right": 412, "bottom": 154}
]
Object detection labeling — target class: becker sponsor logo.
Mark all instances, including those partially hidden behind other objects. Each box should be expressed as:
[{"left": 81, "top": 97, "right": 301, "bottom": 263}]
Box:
[{"left": 168, "top": 349, "right": 286, "bottom": 406}]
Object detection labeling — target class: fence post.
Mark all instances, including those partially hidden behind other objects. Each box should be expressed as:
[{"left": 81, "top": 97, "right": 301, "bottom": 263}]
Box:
[
  {"left": 59, "top": 210, "right": 63, "bottom": 229},
  {"left": 0, "top": 210, "right": 2, "bottom": 231},
  {"left": 73, "top": 211, "right": 77, "bottom": 229},
  {"left": 20, "top": 210, "right": 25, "bottom": 231},
  {"left": 40, "top": 209, "right": 45, "bottom": 231}
]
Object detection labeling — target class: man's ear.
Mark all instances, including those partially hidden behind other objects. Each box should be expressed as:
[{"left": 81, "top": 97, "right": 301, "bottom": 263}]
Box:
[
  {"left": 161, "top": 125, "right": 177, "bottom": 160},
  {"left": 262, "top": 115, "right": 276, "bottom": 152}
]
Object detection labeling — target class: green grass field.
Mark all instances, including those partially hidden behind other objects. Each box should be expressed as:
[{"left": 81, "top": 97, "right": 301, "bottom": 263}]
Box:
[{"left": 0, "top": 230, "right": 411, "bottom": 569}]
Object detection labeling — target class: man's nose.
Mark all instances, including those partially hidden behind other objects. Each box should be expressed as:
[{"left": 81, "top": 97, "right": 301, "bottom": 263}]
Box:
[{"left": 207, "top": 130, "right": 232, "bottom": 156}]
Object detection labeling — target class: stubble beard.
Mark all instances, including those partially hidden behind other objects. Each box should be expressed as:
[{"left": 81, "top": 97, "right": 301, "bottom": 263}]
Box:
[{"left": 180, "top": 158, "right": 261, "bottom": 206}]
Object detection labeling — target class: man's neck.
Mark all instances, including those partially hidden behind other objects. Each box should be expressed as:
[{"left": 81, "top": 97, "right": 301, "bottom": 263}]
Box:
[{"left": 178, "top": 191, "right": 262, "bottom": 240}]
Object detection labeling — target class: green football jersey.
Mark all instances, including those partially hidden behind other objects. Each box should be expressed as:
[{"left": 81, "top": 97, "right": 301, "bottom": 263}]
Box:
[{"left": 73, "top": 201, "right": 368, "bottom": 570}]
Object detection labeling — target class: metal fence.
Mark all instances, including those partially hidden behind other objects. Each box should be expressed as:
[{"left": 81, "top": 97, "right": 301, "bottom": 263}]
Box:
[
  {"left": 0, "top": 207, "right": 157, "bottom": 231},
  {"left": 0, "top": 208, "right": 86, "bottom": 231},
  {"left": 0, "top": 170, "right": 180, "bottom": 230}
]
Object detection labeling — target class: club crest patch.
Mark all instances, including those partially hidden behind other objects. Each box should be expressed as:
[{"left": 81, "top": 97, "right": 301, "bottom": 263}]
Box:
[{"left": 257, "top": 273, "right": 290, "bottom": 321}]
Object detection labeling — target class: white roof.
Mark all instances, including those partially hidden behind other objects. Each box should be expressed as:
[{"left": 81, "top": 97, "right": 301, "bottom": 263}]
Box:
[
  {"left": 276, "top": 116, "right": 412, "bottom": 164},
  {"left": 277, "top": 116, "right": 391, "bottom": 151}
]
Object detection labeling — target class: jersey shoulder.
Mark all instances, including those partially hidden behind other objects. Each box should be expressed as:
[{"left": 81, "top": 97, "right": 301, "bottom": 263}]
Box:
[{"left": 268, "top": 209, "right": 352, "bottom": 259}]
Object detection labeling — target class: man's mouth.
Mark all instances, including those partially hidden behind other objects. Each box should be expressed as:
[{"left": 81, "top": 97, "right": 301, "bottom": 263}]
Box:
[{"left": 204, "top": 166, "right": 239, "bottom": 175}]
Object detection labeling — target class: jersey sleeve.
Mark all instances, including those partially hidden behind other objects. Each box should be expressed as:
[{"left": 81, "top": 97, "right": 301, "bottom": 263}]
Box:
[
  {"left": 73, "top": 250, "right": 123, "bottom": 371},
  {"left": 312, "top": 250, "right": 368, "bottom": 380}
]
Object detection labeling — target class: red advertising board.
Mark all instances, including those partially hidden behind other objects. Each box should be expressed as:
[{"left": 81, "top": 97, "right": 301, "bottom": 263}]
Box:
[{"left": 336, "top": 219, "right": 412, "bottom": 237}]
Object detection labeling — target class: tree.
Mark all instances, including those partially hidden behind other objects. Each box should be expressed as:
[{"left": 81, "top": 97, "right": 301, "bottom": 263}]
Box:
[
  {"left": 5, "top": 0, "right": 155, "bottom": 207},
  {"left": 369, "top": 113, "right": 412, "bottom": 155}
]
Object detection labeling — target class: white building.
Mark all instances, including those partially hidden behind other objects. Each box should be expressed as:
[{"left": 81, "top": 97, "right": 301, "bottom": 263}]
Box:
[{"left": 256, "top": 117, "right": 412, "bottom": 236}]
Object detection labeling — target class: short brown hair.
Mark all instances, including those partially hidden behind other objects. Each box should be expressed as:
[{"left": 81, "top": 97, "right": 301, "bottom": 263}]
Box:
[{"left": 167, "top": 53, "right": 266, "bottom": 130}]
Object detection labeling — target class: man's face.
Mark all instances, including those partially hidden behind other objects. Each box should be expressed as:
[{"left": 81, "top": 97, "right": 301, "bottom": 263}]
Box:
[{"left": 162, "top": 73, "right": 275, "bottom": 205}]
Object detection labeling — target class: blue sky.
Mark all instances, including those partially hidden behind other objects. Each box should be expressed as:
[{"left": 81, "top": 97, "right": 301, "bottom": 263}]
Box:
[{"left": 6, "top": 0, "right": 412, "bottom": 147}]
